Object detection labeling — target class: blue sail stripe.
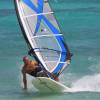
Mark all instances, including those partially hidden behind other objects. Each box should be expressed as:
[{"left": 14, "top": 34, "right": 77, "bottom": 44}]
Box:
[
  {"left": 42, "top": 16, "right": 60, "bottom": 34},
  {"left": 53, "top": 37, "right": 66, "bottom": 74},
  {"left": 35, "top": 0, "right": 43, "bottom": 33},
  {"left": 23, "top": 0, "right": 67, "bottom": 74},
  {"left": 23, "top": 0, "right": 38, "bottom": 12}
]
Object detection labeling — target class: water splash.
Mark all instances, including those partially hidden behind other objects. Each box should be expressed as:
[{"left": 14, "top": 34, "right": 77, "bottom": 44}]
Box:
[
  {"left": 20, "top": 69, "right": 37, "bottom": 92},
  {"left": 23, "top": 76, "right": 37, "bottom": 91},
  {"left": 70, "top": 74, "right": 100, "bottom": 92}
]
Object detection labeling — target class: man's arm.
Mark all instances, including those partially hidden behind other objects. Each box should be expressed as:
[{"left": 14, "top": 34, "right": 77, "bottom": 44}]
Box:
[{"left": 22, "top": 67, "right": 27, "bottom": 90}]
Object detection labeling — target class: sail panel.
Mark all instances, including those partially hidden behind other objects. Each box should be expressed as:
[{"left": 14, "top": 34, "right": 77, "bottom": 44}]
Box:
[
  {"left": 32, "top": 35, "right": 61, "bottom": 71},
  {"left": 21, "top": 0, "right": 36, "bottom": 16},
  {"left": 36, "top": 20, "right": 53, "bottom": 36},
  {"left": 43, "top": 1, "right": 60, "bottom": 31},
  {"left": 15, "top": 0, "right": 70, "bottom": 75}
]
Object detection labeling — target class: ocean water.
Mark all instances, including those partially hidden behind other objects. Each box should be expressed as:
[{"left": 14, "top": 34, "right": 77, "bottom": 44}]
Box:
[{"left": 0, "top": 0, "right": 100, "bottom": 100}]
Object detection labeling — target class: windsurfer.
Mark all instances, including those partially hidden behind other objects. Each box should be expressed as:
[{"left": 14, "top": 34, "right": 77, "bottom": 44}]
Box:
[{"left": 22, "top": 56, "right": 59, "bottom": 89}]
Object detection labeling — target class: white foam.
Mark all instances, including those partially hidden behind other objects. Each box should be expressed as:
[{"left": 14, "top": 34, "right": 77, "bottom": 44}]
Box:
[{"left": 70, "top": 74, "right": 100, "bottom": 92}]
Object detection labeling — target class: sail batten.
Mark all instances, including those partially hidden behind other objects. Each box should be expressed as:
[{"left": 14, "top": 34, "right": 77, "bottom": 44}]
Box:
[
  {"left": 24, "top": 12, "right": 54, "bottom": 18},
  {"left": 14, "top": 0, "right": 71, "bottom": 76},
  {"left": 31, "top": 34, "right": 63, "bottom": 38}
]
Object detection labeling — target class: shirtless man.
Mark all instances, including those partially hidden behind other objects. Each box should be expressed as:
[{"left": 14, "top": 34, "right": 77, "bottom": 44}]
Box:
[{"left": 22, "top": 56, "right": 59, "bottom": 89}]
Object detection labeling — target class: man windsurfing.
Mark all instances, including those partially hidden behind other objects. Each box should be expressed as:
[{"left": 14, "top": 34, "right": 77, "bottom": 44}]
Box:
[{"left": 22, "top": 56, "right": 59, "bottom": 89}]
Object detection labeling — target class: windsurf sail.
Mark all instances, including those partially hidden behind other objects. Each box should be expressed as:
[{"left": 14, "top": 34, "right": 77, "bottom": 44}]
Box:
[{"left": 14, "top": 0, "right": 72, "bottom": 76}]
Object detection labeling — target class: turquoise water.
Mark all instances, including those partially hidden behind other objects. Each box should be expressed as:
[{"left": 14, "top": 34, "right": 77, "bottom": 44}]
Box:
[{"left": 0, "top": 0, "right": 100, "bottom": 99}]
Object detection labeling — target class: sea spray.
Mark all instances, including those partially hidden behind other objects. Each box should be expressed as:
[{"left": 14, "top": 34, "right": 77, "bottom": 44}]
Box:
[{"left": 71, "top": 74, "right": 100, "bottom": 92}]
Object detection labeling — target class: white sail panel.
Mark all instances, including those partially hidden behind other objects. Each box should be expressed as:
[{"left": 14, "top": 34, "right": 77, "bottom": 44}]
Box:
[
  {"left": 35, "top": 20, "right": 53, "bottom": 36},
  {"left": 21, "top": 1, "right": 37, "bottom": 35},
  {"left": 21, "top": 0, "right": 36, "bottom": 16}
]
